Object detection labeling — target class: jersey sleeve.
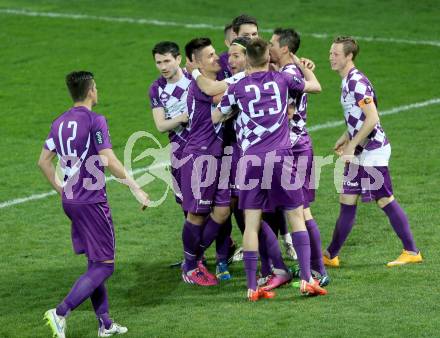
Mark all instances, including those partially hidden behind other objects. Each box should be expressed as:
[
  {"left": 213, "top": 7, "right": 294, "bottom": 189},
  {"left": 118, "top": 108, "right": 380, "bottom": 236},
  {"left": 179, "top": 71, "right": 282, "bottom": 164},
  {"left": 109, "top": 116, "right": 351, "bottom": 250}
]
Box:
[
  {"left": 284, "top": 72, "right": 305, "bottom": 95},
  {"left": 194, "top": 82, "right": 213, "bottom": 104},
  {"left": 217, "top": 84, "right": 236, "bottom": 115},
  {"left": 92, "top": 115, "right": 112, "bottom": 151},
  {"left": 149, "top": 82, "right": 163, "bottom": 109},
  {"left": 352, "top": 78, "right": 374, "bottom": 107},
  {"left": 43, "top": 128, "right": 56, "bottom": 152}
]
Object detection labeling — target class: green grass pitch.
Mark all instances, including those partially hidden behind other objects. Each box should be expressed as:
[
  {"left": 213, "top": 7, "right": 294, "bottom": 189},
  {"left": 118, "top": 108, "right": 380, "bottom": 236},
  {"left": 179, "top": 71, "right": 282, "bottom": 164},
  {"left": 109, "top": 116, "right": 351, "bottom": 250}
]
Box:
[{"left": 0, "top": 1, "right": 439, "bottom": 337}]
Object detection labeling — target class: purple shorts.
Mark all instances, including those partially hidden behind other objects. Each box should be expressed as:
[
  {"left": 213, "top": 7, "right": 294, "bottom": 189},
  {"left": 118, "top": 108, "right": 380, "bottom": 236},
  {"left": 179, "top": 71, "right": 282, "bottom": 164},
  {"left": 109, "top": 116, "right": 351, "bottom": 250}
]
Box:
[
  {"left": 229, "top": 142, "right": 242, "bottom": 198},
  {"left": 342, "top": 163, "right": 394, "bottom": 202},
  {"left": 294, "top": 148, "right": 316, "bottom": 209},
  {"left": 181, "top": 153, "right": 231, "bottom": 214},
  {"left": 63, "top": 201, "right": 115, "bottom": 261},
  {"left": 238, "top": 149, "right": 303, "bottom": 211}
]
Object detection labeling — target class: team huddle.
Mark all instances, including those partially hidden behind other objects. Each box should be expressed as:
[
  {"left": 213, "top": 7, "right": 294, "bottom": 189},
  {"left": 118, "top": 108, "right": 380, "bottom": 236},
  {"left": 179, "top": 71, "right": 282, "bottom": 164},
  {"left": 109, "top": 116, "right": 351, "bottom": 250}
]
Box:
[{"left": 38, "top": 13, "right": 423, "bottom": 338}]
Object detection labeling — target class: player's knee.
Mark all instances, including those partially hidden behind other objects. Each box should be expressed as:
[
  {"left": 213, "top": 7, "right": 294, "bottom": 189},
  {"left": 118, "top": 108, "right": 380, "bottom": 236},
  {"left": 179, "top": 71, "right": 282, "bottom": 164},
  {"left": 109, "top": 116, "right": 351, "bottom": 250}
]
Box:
[
  {"left": 377, "top": 195, "right": 394, "bottom": 209},
  {"left": 303, "top": 207, "right": 313, "bottom": 220},
  {"left": 339, "top": 194, "right": 358, "bottom": 205},
  {"left": 187, "top": 212, "right": 205, "bottom": 225},
  {"left": 212, "top": 207, "right": 230, "bottom": 224}
]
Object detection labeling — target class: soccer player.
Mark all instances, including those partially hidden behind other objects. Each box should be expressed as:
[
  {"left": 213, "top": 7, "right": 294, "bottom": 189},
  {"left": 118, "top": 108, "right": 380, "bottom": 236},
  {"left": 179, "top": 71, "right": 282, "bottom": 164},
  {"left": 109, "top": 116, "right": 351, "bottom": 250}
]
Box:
[
  {"left": 218, "top": 23, "right": 236, "bottom": 79},
  {"left": 325, "top": 36, "right": 423, "bottom": 267},
  {"left": 179, "top": 38, "right": 231, "bottom": 286},
  {"left": 231, "top": 14, "right": 259, "bottom": 39},
  {"left": 269, "top": 28, "right": 329, "bottom": 285},
  {"left": 213, "top": 38, "right": 327, "bottom": 301},
  {"left": 39, "top": 71, "right": 149, "bottom": 337},
  {"left": 149, "top": 41, "right": 191, "bottom": 207},
  {"left": 195, "top": 37, "right": 292, "bottom": 287}
]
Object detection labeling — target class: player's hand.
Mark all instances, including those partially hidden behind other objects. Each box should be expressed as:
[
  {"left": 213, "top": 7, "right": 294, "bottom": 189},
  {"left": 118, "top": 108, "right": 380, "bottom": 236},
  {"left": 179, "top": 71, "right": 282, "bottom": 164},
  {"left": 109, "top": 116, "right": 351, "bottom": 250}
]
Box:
[
  {"left": 179, "top": 112, "right": 189, "bottom": 124},
  {"left": 300, "top": 57, "right": 316, "bottom": 71},
  {"left": 269, "top": 62, "right": 279, "bottom": 71},
  {"left": 133, "top": 188, "right": 150, "bottom": 210},
  {"left": 341, "top": 143, "right": 356, "bottom": 163}
]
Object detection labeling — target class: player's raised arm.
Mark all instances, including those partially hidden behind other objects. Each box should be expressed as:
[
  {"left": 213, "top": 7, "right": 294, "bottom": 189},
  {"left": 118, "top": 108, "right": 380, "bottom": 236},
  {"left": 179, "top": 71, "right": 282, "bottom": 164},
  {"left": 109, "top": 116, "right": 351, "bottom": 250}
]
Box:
[
  {"left": 38, "top": 147, "right": 62, "bottom": 194},
  {"left": 192, "top": 69, "right": 228, "bottom": 96},
  {"left": 293, "top": 55, "right": 321, "bottom": 93},
  {"left": 98, "top": 148, "right": 150, "bottom": 209},
  {"left": 152, "top": 107, "right": 188, "bottom": 133}
]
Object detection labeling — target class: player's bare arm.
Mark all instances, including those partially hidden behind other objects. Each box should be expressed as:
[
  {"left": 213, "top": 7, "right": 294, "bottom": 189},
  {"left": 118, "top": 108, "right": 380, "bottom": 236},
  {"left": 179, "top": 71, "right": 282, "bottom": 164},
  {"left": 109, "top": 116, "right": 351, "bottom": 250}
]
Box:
[
  {"left": 342, "top": 98, "right": 379, "bottom": 158},
  {"left": 152, "top": 107, "right": 189, "bottom": 133},
  {"left": 193, "top": 69, "right": 228, "bottom": 96},
  {"left": 334, "top": 131, "right": 349, "bottom": 156},
  {"left": 211, "top": 107, "right": 236, "bottom": 124},
  {"left": 38, "top": 148, "right": 62, "bottom": 194},
  {"left": 98, "top": 148, "right": 150, "bottom": 209},
  {"left": 293, "top": 55, "right": 321, "bottom": 93},
  {"left": 299, "top": 57, "right": 316, "bottom": 72}
]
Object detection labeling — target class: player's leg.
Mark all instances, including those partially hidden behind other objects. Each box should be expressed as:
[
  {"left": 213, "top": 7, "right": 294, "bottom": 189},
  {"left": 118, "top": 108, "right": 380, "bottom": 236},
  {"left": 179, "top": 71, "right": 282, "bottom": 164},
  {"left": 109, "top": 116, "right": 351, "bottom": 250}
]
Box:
[
  {"left": 57, "top": 260, "right": 114, "bottom": 314},
  {"left": 286, "top": 206, "right": 327, "bottom": 296},
  {"left": 85, "top": 261, "right": 127, "bottom": 337},
  {"left": 244, "top": 209, "right": 275, "bottom": 301},
  {"left": 260, "top": 220, "right": 292, "bottom": 291},
  {"left": 323, "top": 193, "right": 359, "bottom": 266},
  {"left": 304, "top": 207, "right": 329, "bottom": 286},
  {"left": 377, "top": 196, "right": 422, "bottom": 266}
]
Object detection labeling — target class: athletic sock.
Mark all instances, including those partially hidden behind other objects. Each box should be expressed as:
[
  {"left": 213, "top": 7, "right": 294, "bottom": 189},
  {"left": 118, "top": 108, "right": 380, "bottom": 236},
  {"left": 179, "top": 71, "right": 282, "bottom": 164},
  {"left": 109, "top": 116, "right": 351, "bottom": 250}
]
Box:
[
  {"left": 243, "top": 251, "right": 259, "bottom": 291},
  {"left": 291, "top": 231, "right": 312, "bottom": 282},
  {"left": 327, "top": 204, "right": 357, "bottom": 258},
  {"left": 305, "top": 219, "right": 326, "bottom": 276},
  {"left": 382, "top": 200, "right": 418, "bottom": 252}
]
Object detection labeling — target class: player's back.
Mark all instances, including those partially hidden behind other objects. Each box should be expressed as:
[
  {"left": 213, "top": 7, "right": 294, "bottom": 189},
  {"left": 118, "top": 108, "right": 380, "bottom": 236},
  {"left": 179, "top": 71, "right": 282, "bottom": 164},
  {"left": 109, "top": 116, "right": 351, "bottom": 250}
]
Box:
[
  {"left": 231, "top": 71, "right": 300, "bottom": 154},
  {"left": 46, "top": 106, "right": 111, "bottom": 203}
]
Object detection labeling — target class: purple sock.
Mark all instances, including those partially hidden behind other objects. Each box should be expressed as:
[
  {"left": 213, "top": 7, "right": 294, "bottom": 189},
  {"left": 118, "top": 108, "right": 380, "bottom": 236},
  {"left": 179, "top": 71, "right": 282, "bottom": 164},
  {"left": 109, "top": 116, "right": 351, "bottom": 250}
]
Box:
[
  {"left": 243, "top": 251, "right": 259, "bottom": 291},
  {"left": 292, "top": 231, "right": 311, "bottom": 281},
  {"left": 327, "top": 204, "right": 357, "bottom": 258},
  {"left": 258, "top": 228, "right": 272, "bottom": 277},
  {"left": 92, "top": 286, "right": 112, "bottom": 329},
  {"left": 382, "top": 200, "right": 418, "bottom": 252},
  {"left": 182, "top": 220, "right": 203, "bottom": 272},
  {"left": 305, "top": 219, "right": 326, "bottom": 276},
  {"left": 199, "top": 216, "right": 224, "bottom": 257},
  {"left": 233, "top": 208, "right": 245, "bottom": 234},
  {"left": 260, "top": 221, "right": 287, "bottom": 271},
  {"left": 88, "top": 262, "right": 112, "bottom": 329},
  {"left": 56, "top": 262, "right": 114, "bottom": 317},
  {"left": 215, "top": 216, "right": 232, "bottom": 263}
]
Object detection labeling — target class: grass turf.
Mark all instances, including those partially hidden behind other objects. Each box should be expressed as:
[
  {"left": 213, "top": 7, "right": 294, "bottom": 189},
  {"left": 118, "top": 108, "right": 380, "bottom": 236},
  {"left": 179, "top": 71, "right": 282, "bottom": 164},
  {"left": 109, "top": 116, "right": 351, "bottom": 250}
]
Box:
[{"left": 0, "top": 1, "right": 439, "bottom": 337}]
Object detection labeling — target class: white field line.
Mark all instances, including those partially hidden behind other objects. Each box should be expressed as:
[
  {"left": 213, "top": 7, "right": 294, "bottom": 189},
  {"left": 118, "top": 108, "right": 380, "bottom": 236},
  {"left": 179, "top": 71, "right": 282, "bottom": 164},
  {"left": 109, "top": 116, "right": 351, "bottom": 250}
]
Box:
[
  {"left": 1, "top": 97, "right": 439, "bottom": 210},
  {"left": 1, "top": 8, "right": 440, "bottom": 48}
]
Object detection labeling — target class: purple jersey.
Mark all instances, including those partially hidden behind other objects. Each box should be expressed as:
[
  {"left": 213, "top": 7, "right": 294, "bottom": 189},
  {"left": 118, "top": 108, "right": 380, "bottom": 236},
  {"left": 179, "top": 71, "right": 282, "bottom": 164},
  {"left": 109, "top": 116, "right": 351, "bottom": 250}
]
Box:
[
  {"left": 219, "top": 51, "right": 232, "bottom": 79},
  {"left": 341, "top": 67, "right": 389, "bottom": 154},
  {"left": 149, "top": 69, "right": 191, "bottom": 147},
  {"left": 184, "top": 80, "right": 224, "bottom": 156},
  {"left": 280, "top": 63, "right": 312, "bottom": 151},
  {"left": 44, "top": 106, "right": 112, "bottom": 203},
  {"left": 218, "top": 71, "right": 305, "bottom": 154}
]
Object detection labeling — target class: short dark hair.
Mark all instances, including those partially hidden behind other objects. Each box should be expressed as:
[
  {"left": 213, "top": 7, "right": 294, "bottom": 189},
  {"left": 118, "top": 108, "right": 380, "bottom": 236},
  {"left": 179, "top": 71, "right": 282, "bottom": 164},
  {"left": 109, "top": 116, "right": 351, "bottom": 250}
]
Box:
[
  {"left": 333, "top": 36, "right": 359, "bottom": 60},
  {"left": 230, "top": 36, "right": 251, "bottom": 52},
  {"left": 152, "top": 41, "right": 180, "bottom": 58},
  {"left": 231, "top": 14, "right": 258, "bottom": 35},
  {"left": 65, "top": 71, "right": 94, "bottom": 102},
  {"left": 273, "top": 28, "right": 301, "bottom": 54},
  {"left": 246, "top": 38, "right": 269, "bottom": 67},
  {"left": 185, "top": 37, "right": 212, "bottom": 62},
  {"left": 224, "top": 23, "right": 233, "bottom": 35}
]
